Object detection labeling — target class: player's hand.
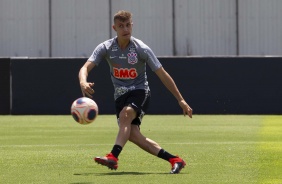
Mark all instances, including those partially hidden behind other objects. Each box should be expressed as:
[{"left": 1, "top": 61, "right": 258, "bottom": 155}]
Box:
[
  {"left": 179, "top": 100, "right": 193, "bottom": 118},
  {"left": 80, "top": 82, "right": 95, "bottom": 98}
]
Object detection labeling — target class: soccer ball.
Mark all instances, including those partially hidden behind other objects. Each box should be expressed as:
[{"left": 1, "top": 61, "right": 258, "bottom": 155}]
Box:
[{"left": 71, "top": 97, "right": 99, "bottom": 125}]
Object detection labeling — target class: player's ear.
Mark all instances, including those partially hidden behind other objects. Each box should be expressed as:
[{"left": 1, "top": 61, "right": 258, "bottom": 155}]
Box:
[{"left": 112, "top": 24, "right": 116, "bottom": 32}]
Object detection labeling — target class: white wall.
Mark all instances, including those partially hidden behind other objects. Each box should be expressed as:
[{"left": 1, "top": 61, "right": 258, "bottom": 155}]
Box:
[
  {"left": 0, "top": 0, "right": 282, "bottom": 57},
  {"left": 51, "top": 0, "right": 110, "bottom": 57},
  {"left": 0, "top": 0, "right": 49, "bottom": 57},
  {"left": 238, "top": 0, "right": 282, "bottom": 55},
  {"left": 175, "top": 0, "right": 237, "bottom": 56}
]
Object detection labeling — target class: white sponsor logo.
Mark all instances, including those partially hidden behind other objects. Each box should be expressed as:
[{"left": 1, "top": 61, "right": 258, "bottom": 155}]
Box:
[
  {"left": 111, "top": 45, "right": 118, "bottom": 51},
  {"left": 128, "top": 46, "right": 136, "bottom": 52},
  {"left": 119, "top": 54, "right": 127, "bottom": 59}
]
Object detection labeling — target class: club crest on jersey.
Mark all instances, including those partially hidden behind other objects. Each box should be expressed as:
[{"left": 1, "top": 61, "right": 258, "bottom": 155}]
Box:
[{"left": 127, "top": 52, "right": 138, "bottom": 64}]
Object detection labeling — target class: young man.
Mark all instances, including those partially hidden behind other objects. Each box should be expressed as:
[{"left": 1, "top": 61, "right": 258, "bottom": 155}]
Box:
[{"left": 79, "top": 10, "right": 193, "bottom": 174}]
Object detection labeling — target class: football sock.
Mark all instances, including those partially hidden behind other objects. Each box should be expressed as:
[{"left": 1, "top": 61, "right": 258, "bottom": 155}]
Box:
[
  {"left": 157, "top": 149, "right": 177, "bottom": 161},
  {"left": 111, "top": 144, "right": 123, "bottom": 158}
]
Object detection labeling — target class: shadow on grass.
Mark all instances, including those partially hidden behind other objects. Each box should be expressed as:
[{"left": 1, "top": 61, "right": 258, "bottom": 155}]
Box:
[{"left": 74, "top": 171, "right": 168, "bottom": 176}]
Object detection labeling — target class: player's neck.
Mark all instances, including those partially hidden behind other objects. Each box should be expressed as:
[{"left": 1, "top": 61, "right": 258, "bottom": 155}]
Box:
[{"left": 117, "top": 38, "right": 130, "bottom": 50}]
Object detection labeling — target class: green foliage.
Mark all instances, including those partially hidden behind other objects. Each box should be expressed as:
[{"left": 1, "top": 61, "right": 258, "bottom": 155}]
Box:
[{"left": 0, "top": 115, "right": 281, "bottom": 183}]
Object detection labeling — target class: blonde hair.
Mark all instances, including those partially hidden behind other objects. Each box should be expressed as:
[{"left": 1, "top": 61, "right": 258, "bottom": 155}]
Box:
[{"left": 114, "top": 10, "right": 132, "bottom": 23}]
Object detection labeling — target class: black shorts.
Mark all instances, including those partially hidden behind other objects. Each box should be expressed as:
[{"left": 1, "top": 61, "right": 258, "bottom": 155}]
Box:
[{"left": 115, "top": 89, "right": 151, "bottom": 126}]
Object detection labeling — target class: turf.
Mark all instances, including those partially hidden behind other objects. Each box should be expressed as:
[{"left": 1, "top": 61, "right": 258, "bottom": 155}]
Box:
[{"left": 0, "top": 115, "right": 281, "bottom": 184}]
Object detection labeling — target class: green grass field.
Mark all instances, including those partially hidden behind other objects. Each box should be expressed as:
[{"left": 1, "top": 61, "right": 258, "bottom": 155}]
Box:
[{"left": 0, "top": 115, "right": 281, "bottom": 184}]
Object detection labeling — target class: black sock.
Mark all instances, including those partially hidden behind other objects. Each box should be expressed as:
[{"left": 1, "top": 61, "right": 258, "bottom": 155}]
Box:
[
  {"left": 157, "top": 149, "right": 177, "bottom": 161},
  {"left": 111, "top": 145, "right": 123, "bottom": 158}
]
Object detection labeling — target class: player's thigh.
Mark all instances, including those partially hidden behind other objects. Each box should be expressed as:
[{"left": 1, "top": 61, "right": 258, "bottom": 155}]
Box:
[
  {"left": 115, "top": 89, "right": 150, "bottom": 116},
  {"left": 119, "top": 105, "right": 137, "bottom": 122}
]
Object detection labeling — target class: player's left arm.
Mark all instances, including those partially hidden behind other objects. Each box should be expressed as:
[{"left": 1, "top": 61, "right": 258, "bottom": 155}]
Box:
[{"left": 155, "top": 67, "right": 193, "bottom": 118}]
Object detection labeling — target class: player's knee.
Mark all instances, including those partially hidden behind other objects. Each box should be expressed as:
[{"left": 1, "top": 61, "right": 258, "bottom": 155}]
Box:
[{"left": 119, "top": 106, "right": 136, "bottom": 125}]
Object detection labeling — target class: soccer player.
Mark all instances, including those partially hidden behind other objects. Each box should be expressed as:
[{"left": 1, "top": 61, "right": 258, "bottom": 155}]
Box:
[{"left": 79, "top": 10, "right": 193, "bottom": 174}]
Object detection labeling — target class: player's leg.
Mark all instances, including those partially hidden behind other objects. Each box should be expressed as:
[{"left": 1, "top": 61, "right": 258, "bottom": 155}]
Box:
[
  {"left": 115, "top": 105, "right": 136, "bottom": 147},
  {"left": 129, "top": 125, "right": 186, "bottom": 174},
  {"left": 129, "top": 124, "right": 161, "bottom": 155},
  {"left": 94, "top": 90, "right": 142, "bottom": 170},
  {"left": 94, "top": 105, "right": 136, "bottom": 170}
]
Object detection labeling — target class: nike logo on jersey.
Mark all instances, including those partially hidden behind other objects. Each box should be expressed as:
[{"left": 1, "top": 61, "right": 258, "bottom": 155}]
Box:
[{"left": 110, "top": 56, "right": 117, "bottom": 59}]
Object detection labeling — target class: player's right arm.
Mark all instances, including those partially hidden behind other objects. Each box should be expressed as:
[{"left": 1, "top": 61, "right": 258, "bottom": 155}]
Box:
[
  {"left": 79, "top": 60, "right": 96, "bottom": 98},
  {"left": 79, "top": 41, "right": 107, "bottom": 98}
]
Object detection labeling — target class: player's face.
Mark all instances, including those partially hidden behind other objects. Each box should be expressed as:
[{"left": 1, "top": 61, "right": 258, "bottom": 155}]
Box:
[{"left": 113, "top": 19, "right": 133, "bottom": 40}]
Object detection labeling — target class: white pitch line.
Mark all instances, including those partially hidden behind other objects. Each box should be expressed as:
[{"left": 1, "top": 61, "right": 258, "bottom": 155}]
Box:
[{"left": 0, "top": 141, "right": 271, "bottom": 148}]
